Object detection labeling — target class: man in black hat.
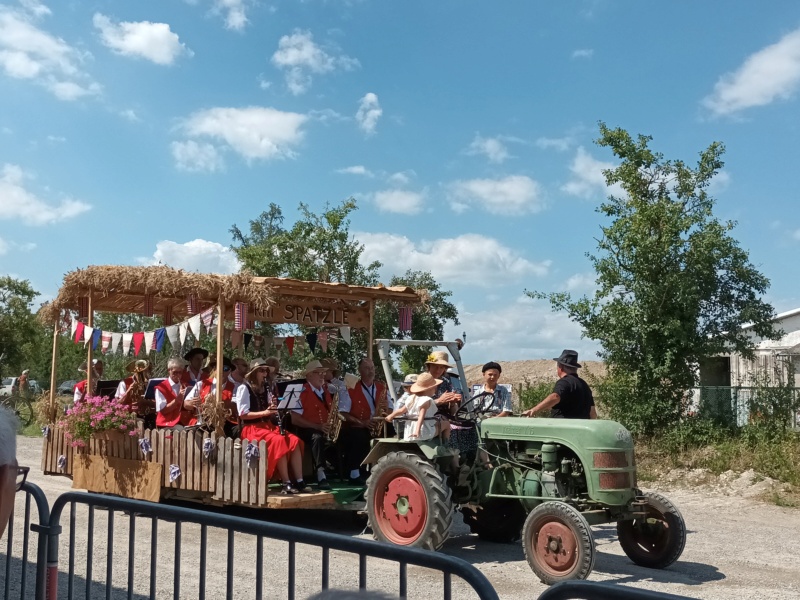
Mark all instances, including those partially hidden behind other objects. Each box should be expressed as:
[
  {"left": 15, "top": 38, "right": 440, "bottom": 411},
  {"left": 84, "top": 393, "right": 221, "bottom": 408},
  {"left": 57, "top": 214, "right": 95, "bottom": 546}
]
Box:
[
  {"left": 182, "top": 347, "right": 209, "bottom": 388},
  {"left": 522, "top": 349, "right": 597, "bottom": 419}
]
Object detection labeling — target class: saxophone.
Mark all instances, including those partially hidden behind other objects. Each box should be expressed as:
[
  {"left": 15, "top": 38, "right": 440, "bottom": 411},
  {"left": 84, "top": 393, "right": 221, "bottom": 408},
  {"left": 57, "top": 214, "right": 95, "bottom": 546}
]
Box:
[
  {"left": 369, "top": 384, "right": 389, "bottom": 438},
  {"left": 325, "top": 388, "right": 344, "bottom": 443},
  {"left": 129, "top": 369, "right": 149, "bottom": 416}
]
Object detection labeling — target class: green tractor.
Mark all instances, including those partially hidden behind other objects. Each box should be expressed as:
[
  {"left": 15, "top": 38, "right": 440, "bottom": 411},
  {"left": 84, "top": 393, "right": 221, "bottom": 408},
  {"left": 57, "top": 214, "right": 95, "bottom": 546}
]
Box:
[{"left": 364, "top": 340, "right": 686, "bottom": 585}]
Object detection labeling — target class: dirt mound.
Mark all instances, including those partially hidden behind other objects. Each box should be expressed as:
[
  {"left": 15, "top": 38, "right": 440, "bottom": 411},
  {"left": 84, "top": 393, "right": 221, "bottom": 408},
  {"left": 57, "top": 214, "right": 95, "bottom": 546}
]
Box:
[{"left": 650, "top": 467, "right": 790, "bottom": 498}]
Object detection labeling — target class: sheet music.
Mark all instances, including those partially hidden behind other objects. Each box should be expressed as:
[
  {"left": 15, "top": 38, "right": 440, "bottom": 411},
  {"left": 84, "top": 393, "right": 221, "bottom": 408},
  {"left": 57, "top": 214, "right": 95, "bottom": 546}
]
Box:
[{"left": 279, "top": 383, "right": 304, "bottom": 410}]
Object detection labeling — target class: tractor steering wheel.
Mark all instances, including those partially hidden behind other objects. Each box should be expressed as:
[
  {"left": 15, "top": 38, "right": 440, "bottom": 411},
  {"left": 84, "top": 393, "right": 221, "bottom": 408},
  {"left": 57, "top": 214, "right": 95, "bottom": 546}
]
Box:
[{"left": 451, "top": 391, "right": 496, "bottom": 426}]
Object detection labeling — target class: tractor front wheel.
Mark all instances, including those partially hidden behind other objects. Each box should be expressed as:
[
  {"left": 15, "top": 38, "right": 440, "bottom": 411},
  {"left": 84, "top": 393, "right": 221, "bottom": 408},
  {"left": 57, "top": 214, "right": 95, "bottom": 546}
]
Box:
[
  {"left": 522, "top": 502, "right": 595, "bottom": 585},
  {"left": 617, "top": 491, "right": 686, "bottom": 569},
  {"left": 366, "top": 451, "right": 454, "bottom": 551}
]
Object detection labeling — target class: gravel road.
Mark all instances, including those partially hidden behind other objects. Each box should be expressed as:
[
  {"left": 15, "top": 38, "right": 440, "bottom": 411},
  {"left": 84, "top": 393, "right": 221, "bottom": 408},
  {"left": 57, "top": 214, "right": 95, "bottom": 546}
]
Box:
[{"left": 3, "top": 435, "right": 800, "bottom": 599}]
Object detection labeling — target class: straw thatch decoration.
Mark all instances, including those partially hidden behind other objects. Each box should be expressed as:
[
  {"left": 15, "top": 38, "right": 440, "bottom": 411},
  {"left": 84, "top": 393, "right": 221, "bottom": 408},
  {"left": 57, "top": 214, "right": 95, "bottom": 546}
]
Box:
[
  {"left": 38, "top": 265, "right": 277, "bottom": 325},
  {"left": 35, "top": 392, "right": 61, "bottom": 425},
  {"left": 199, "top": 393, "right": 231, "bottom": 434}
]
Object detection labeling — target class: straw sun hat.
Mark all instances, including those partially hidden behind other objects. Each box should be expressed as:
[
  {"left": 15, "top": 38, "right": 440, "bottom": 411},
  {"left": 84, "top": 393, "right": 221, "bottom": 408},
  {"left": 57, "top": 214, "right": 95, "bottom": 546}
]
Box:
[
  {"left": 409, "top": 372, "right": 442, "bottom": 394},
  {"left": 424, "top": 351, "right": 453, "bottom": 368}
]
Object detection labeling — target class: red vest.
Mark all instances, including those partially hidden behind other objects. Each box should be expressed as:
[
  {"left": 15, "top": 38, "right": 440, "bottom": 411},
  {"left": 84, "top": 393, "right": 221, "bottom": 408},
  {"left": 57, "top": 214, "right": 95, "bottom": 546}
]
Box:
[
  {"left": 74, "top": 380, "right": 87, "bottom": 401},
  {"left": 155, "top": 380, "right": 196, "bottom": 428},
  {"left": 181, "top": 369, "right": 208, "bottom": 388},
  {"left": 348, "top": 380, "right": 386, "bottom": 422},
  {"left": 298, "top": 384, "right": 332, "bottom": 425}
]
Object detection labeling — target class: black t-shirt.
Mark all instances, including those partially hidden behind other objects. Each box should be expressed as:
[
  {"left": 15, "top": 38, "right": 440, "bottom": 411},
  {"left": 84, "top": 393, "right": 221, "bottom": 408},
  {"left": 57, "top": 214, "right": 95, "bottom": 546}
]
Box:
[{"left": 551, "top": 374, "right": 594, "bottom": 419}]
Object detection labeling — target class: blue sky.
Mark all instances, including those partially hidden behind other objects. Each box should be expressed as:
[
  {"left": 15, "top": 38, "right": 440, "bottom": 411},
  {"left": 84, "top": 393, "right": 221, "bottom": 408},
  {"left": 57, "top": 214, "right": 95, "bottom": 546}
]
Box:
[{"left": 2, "top": 0, "right": 800, "bottom": 365}]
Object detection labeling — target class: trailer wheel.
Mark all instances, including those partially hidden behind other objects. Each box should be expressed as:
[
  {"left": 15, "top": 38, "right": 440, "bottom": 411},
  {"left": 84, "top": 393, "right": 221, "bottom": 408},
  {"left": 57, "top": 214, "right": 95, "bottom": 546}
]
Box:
[
  {"left": 366, "top": 450, "right": 454, "bottom": 550},
  {"left": 522, "top": 502, "right": 595, "bottom": 585},
  {"left": 617, "top": 491, "right": 686, "bottom": 569},
  {"left": 462, "top": 499, "right": 525, "bottom": 543}
]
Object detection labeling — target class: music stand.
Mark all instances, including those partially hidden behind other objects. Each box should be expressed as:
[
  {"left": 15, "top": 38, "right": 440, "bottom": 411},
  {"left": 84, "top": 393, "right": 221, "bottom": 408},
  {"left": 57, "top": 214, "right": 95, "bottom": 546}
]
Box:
[
  {"left": 96, "top": 379, "right": 121, "bottom": 398},
  {"left": 144, "top": 378, "right": 167, "bottom": 400},
  {"left": 278, "top": 383, "right": 305, "bottom": 411}
]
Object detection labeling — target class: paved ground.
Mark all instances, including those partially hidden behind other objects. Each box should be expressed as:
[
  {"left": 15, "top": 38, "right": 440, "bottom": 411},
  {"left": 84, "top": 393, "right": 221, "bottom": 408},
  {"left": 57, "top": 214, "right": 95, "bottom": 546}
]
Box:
[{"left": 3, "top": 435, "right": 800, "bottom": 599}]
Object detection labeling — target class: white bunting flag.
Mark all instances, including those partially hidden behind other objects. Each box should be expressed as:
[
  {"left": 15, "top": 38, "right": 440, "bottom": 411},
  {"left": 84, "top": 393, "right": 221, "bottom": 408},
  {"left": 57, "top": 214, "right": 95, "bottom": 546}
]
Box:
[
  {"left": 273, "top": 336, "right": 285, "bottom": 349},
  {"left": 111, "top": 332, "right": 122, "bottom": 354},
  {"left": 166, "top": 325, "right": 180, "bottom": 350},
  {"left": 70, "top": 316, "right": 78, "bottom": 339},
  {"left": 83, "top": 326, "right": 94, "bottom": 347},
  {"left": 122, "top": 333, "right": 133, "bottom": 356},
  {"left": 101, "top": 332, "right": 112, "bottom": 353},
  {"left": 339, "top": 326, "right": 351, "bottom": 345},
  {"left": 179, "top": 322, "right": 189, "bottom": 347},
  {"left": 189, "top": 315, "right": 202, "bottom": 340},
  {"left": 143, "top": 331, "right": 155, "bottom": 354}
]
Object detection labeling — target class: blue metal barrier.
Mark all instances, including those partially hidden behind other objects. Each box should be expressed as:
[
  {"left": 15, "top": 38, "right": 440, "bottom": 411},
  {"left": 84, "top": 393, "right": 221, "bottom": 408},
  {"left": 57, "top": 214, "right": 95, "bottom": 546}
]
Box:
[
  {"left": 46, "top": 491, "right": 500, "bottom": 600},
  {"left": 1, "top": 482, "right": 50, "bottom": 600}
]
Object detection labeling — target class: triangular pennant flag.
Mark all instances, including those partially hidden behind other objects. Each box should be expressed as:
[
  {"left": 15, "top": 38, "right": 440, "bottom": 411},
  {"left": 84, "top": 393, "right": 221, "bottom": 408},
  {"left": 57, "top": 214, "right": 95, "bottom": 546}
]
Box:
[
  {"left": 92, "top": 329, "right": 101, "bottom": 351},
  {"left": 144, "top": 331, "right": 155, "bottom": 353},
  {"left": 155, "top": 328, "right": 166, "bottom": 352},
  {"left": 230, "top": 330, "right": 243, "bottom": 349},
  {"left": 122, "top": 333, "right": 133, "bottom": 356},
  {"left": 285, "top": 336, "right": 295, "bottom": 356},
  {"left": 339, "top": 326, "right": 351, "bottom": 345},
  {"left": 70, "top": 316, "right": 78, "bottom": 339},
  {"left": 111, "top": 332, "right": 122, "bottom": 354},
  {"left": 179, "top": 322, "right": 189, "bottom": 346},
  {"left": 200, "top": 307, "right": 215, "bottom": 333},
  {"left": 189, "top": 315, "right": 202, "bottom": 340},
  {"left": 244, "top": 333, "right": 253, "bottom": 350},
  {"left": 253, "top": 335, "right": 263, "bottom": 349},
  {"left": 83, "top": 326, "right": 94, "bottom": 347},
  {"left": 273, "top": 336, "right": 284, "bottom": 349},
  {"left": 306, "top": 331, "right": 317, "bottom": 353},
  {"left": 166, "top": 325, "right": 180, "bottom": 350},
  {"left": 74, "top": 321, "right": 85, "bottom": 344},
  {"left": 133, "top": 332, "right": 145, "bottom": 355},
  {"left": 101, "top": 332, "right": 112, "bottom": 354},
  {"left": 318, "top": 331, "right": 328, "bottom": 352}
]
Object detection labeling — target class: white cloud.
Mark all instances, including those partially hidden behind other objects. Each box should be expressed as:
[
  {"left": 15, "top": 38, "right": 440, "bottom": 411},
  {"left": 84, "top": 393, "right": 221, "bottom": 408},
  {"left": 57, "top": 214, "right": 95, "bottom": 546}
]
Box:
[
  {"left": 214, "top": 0, "right": 250, "bottom": 31},
  {"left": 336, "top": 165, "right": 372, "bottom": 177},
  {"left": 0, "top": 236, "right": 7, "bottom": 255},
  {"left": 356, "top": 92, "right": 381, "bottom": 135},
  {"left": 171, "top": 140, "right": 224, "bottom": 172},
  {"left": 466, "top": 134, "right": 510, "bottom": 164},
  {"left": 563, "top": 272, "right": 597, "bottom": 293},
  {"left": 388, "top": 170, "right": 414, "bottom": 185},
  {"left": 372, "top": 189, "right": 424, "bottom": 215},
  {"left": 119, "top": 109, "right": 139, "bottom": 122},
  {"left": 448, "top": 175, "right": 545, "bottom": 215},
  {"left": 308, "top": 108, "right": 346, "bottom": 123},
  {"left": 445, "top": 296, "right": 598, "bottom": 362},
  {"left": 571, "top": 49, "right": 594, "bottom": 59},
  {"left": 357, "top": 232, "right": 550, "bottom": 287},
  {"left": 0, "top": 5, "right": 100, "bottom": 100},
  {"left": 561, "top": 146, "right": 622, "bottom": 199},
  {"left": 708, "top": 170, "right": 731, "bottom": 195},
  {"left": 46, "top": 134, "right": 65, "bottom": 143},
  {"left": 140, "top": 239, "right": 241, "bottom": 274},
  {"left": 535, "top": 136, "right": 573, "bottom": 152},
  {"left": 177, "top": 106, "right": 308, "bottom": 162},
  {"left": 19, "top": 0, "right": 50, "bottom": 18},
  {"left": 271, "top": 29, "right": 359, "bottom": 95},
  {"left": 93, "top": 13, "right": 192, "bottom": 65},
  {"left": 0, "top": 163, "right": 91, "bottom": 225},
  {"left": 703, "top": 28, "right": 800, "bottom": 116}
]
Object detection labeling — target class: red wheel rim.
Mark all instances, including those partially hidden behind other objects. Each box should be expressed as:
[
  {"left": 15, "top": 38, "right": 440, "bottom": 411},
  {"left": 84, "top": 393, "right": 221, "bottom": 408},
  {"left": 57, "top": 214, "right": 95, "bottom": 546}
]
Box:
[
  {"left": 532, "top": 520, "right": 579, "bottom": 576},
  {"left": 373, "top": 468, "right": 428, "bottom": 545}
]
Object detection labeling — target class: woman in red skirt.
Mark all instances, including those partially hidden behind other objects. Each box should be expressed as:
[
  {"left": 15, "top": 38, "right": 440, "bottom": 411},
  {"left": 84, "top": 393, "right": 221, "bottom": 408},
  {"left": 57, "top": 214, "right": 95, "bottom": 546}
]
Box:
[{"left": 240, "top": 359, "right": 309, "bottom": 495}]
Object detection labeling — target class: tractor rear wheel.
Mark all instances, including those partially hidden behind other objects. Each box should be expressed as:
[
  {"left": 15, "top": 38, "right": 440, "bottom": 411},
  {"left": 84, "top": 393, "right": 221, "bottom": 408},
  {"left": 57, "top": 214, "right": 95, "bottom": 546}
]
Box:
[
  {"left": 366, "top": 450, "right": 454, "bottom": 550},
  {"left": 462, "top": 499, "right": 526, "bottom": 543},
  {"left": 617, "top": 491, "right": 686, "bottom": 569},
  {"left": 522, "top": 502, "right": 595, "bottom": 585}
]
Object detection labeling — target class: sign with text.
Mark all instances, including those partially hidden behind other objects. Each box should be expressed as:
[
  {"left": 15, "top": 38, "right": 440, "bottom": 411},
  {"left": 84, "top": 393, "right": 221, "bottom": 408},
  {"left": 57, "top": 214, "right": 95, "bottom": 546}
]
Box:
[{"left": 256, "top": 299, "right": 370, "bottom": 329}]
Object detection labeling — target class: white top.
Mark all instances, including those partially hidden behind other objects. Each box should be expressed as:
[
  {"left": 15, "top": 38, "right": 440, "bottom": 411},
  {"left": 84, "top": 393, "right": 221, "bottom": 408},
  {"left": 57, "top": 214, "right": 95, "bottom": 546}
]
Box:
[
  {"left": 73, "top": 386, "right": 82, "bottom": 404},
  {"left": 155, "top": 379, "right": 182, "bottom": 412},
  {"left": 114, "top": 379, "right": 127, "bottom": 400},
  {"left": 396, "top": 391, "right": 411, "bottom": 409},
  {"left": 403, "top": 394, "right": 436, "bottom": 441},
  {"left": 327, "top": 377, "right": 352, "bottom": 412},
  {"left": 233, "top": 381, "right": 250, "bottom": 416}
]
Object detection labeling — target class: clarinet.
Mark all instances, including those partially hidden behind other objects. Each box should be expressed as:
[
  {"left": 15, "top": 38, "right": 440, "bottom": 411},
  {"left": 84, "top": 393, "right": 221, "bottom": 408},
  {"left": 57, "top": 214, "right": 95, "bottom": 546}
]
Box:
[{"left": 275, "top": 398, "right": 286, "bottom": 436}]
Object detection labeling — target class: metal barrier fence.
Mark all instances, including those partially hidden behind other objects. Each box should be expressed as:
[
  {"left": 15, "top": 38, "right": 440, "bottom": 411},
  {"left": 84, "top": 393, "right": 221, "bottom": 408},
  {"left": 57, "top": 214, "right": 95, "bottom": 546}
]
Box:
[
  {"left": 2, "top": 487, "right": 499, "bottom": 600},
  {"left": 1, "top": 483, "right": 51, "bottom": 600}
]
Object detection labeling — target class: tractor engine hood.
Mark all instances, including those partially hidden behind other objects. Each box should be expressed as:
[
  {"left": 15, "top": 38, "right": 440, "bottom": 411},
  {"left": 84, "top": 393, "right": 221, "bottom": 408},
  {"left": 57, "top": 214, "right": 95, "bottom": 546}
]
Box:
[{"left": 481, "top": 417, "right": 634, "bottom": 451}]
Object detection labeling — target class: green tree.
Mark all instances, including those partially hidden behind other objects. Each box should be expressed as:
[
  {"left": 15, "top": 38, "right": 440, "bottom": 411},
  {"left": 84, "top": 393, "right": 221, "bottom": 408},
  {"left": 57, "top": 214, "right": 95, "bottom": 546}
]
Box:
[
  {"left": 530, "top": 123, "right": 779, "bottom": 434},
  {"left": 373, "top": 270, "right": 460, "bottom": 376},
  {"left": 0, "top": 277, "right": 41, "bottom": 380}
]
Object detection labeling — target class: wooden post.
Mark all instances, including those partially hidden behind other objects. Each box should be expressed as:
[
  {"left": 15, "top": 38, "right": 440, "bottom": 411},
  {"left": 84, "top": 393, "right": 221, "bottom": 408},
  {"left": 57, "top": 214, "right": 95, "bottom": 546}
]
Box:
[
  {"left": 216, "top": 299, "right": 225, "bottom": 405},
  {"left": 368, "top": 300, "right": 375, "bottom": 359},
  {"left": 49, "top": 319, "right": 60, "bottom": 405},
  {"left": 86, "top": 293, "right": 94, "bottom": 396}
]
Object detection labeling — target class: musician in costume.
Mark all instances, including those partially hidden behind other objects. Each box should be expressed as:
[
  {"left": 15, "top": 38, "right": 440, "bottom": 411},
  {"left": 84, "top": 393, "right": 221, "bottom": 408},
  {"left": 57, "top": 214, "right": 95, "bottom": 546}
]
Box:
[
  {"left": 241, "top": 358, "right": 309, "bottom": 495},
  {"left": 73, "top": 359, "right": 104, "bottom": 403},
  {"left": 339, "top": 357, "right": 386, "bottom": 485},
  {"left": 155, "top": 358, "right": 195, "bottom": 429},
  {"left": 184, "top": 356, "right": 238, "bottom": 437},
  {"left": 289, "top": 360, "right": 334, "bottom": 491},
  {"left": 181, "top": 347, "right": 209, "bottom": 388},
  {"left": 115, "top": 359, "right": 156, "bottom": 428}
]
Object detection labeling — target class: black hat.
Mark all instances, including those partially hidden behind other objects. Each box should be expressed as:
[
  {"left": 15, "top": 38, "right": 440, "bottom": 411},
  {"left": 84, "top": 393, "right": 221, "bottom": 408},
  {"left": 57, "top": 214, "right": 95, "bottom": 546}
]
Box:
[
  {"left": 553, "top": 349, "right": 581, "bottom": 369},
  {"left": 206, "top": 356, "right": 234, "bottom": 372},
  {"left": 184, "top": 347, "right": 209, "bottom": 361}
]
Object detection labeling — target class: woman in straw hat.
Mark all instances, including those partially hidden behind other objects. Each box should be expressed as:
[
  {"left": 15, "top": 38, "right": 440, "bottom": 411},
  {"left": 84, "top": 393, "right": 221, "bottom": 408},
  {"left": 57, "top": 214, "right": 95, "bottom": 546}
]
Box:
[
  {"left": 241, "top": 359, "right": 310, "bottom": 495},
  {"left": 384, "top": 373, "right": 449, "bottom": 442}
]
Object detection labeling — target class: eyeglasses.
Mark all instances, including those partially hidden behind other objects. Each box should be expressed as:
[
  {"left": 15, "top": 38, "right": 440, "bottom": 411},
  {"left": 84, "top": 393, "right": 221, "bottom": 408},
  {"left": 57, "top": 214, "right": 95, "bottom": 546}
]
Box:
[{"left": 16, "top": 466, "right": 30, "bottom": 491}]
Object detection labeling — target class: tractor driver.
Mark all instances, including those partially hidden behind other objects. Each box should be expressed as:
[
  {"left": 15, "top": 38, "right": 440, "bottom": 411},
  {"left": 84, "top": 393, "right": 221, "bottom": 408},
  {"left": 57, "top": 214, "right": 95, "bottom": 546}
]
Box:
[{"left": 522, "top": 350, "right": 597, "bottom": 419}]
